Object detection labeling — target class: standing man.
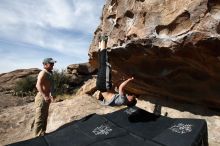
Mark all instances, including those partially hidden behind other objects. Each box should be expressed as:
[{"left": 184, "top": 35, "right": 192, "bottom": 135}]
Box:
[{"left": 34, "top": 58, "right": 56, "bottom": 136}]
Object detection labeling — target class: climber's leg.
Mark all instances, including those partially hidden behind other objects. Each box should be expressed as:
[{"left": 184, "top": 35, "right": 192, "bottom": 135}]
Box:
[{"left": 96, "top": 37, "right": 112, "bottom": 92}]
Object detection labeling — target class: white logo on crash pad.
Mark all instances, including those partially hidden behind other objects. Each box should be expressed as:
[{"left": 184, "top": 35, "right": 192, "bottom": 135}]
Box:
[
  {"left": 92, "top": 125, "right": 112, "bottom": 135},
  {"left": 169, "top": 123, "right": 193, "bottom": 134},
  {"left": 124, "top": 107, "right": 138, "bottom": 115}
]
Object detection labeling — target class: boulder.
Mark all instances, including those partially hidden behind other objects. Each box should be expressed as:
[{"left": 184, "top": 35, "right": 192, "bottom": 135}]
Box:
[
  {"left": 76, "top": 77, "right": 97, "bottom": 95},
  {"left": 65, "top": 74, "right": 86, "bottom": 86},
  {"left": 67, "top": 62, "right": 97, "bottom": 75},
  {"left": 0, "top": 68, "right": 40, "bottom": 92},
  {"left": 66, "top": 63, "right": 97, "bottom": 88},
  {"left": 89, "top": 0, "right": 220, "bottom": 109}
]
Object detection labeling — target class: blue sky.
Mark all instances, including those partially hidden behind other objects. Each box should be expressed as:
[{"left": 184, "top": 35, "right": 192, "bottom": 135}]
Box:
[{"left": 0, "top": 0, "right": 105, "bottom": 73}]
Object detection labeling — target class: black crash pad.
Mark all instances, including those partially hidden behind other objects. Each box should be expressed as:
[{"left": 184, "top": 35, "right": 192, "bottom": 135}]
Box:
[{"left": 8, "top": 107, "right": 208, "bottom": 146}]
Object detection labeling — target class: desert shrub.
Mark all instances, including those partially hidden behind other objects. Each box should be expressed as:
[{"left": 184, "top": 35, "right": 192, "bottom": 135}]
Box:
[
  {"left": 14, "top": 69, "right": 72, "bottom": 97},
  {"left": 14, "top": 76, "right": 37, "bottom": 96},
  {"left": 53, "top": 69, "right": 71, "bottom": 95}
]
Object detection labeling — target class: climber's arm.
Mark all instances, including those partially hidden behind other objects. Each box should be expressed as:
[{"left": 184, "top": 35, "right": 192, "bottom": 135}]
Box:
[
  {"left": 119, "top": 77, "right": 134, "bottom": 95},
  {"left": 96, "top": 35, "right": 112, "bottom": 91}
]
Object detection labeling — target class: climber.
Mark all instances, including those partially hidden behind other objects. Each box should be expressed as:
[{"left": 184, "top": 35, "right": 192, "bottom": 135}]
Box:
[{"left": 96, "top": 35, "right": 137, "bottom": 107}]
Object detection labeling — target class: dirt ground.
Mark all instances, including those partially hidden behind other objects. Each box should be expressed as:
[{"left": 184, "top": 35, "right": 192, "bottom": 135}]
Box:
[{"left": 0, "top": 92, "right": 34, "bottom": 112}]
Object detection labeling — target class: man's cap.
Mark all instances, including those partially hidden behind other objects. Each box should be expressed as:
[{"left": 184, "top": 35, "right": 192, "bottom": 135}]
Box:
[{"left": 43, "top": 58, "right": 57, "bottom": 64}]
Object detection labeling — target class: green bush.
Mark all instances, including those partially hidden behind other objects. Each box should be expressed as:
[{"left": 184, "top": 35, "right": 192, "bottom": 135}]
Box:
[
  {"left": 14, "top": 76, "right": 37, "bottom": 96},
  {"left": 14, "top": 69, "right": 71, "bottom": 97},
  {"left": 52, "top": 69, "right": 71, "bottom": 95}
]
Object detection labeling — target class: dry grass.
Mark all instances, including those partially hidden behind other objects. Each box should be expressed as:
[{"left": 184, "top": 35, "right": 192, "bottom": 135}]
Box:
[{"left": 54, "top": 94, "right": 75, "bottom": 102}]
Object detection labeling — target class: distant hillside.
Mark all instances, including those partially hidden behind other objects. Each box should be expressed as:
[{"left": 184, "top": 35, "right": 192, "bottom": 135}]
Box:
[{"left": 0, "top": 68, "right": 40, "bottom": 92}]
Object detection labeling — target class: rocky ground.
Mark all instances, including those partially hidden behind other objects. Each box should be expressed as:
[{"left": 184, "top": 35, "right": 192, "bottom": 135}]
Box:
[
  {"left": 0, "top": 92, "right": 220, "bottom": 146},
  {"left": 0, "top": 92, "right": 34, "bottom": 111},
  {"left": 0, "top": 93, "right": 121, "bottom": 145}
]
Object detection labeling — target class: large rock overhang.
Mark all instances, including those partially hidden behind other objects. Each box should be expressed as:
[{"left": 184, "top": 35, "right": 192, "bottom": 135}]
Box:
[{"left": 89, "top": 0, "right": 220, "bottom": 109}]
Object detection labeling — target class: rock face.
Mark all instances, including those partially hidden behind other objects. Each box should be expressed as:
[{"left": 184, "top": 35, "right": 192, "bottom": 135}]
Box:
[
  {"left": 89, "top": 0, "right": 220, "bottom": 109},
  {"left": 0, "top": 68, "right": 40, "bottom": 92},
  {"left": 66, "top": 62, "right": 97, "bottom": 86},
  {"left": 76, "top": 77, "right": 97, "bottom": 95}
]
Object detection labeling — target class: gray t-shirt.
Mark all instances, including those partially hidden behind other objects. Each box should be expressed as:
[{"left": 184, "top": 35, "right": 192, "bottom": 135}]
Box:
[{"left": 100, "top": 93, "right": 128, "bottom": 106}]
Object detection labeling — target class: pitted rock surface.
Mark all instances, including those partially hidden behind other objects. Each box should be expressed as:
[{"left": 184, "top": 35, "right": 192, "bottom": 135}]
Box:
[{"left": 89, "top": 0, "right": 220, "bottom": 109}]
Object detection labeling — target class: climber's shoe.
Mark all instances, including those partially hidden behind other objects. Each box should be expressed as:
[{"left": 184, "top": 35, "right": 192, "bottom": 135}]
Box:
[{"left": 99, "top": 34, "right": 108, "bottom": 41}]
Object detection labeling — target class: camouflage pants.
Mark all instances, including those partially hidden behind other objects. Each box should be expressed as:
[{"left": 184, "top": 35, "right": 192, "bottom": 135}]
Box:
[{"left": 34, "top": 92, "right": 50, "bottom": 137}]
